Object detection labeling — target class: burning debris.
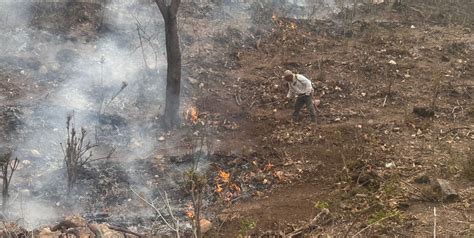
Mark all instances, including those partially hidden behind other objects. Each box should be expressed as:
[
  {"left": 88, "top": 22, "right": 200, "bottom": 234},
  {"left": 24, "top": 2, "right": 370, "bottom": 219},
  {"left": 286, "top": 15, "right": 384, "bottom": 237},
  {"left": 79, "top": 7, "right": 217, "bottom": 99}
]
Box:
[{"left": 0, "top": 0, "right": 472, "bottom": 237}]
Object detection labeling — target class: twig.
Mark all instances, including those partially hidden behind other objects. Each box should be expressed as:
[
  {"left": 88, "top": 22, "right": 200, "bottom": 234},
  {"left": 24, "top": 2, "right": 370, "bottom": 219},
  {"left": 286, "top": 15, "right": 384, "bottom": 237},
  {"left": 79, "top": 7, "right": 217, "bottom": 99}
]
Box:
[
  {"left": 351, "top": 213, "right": 398, "bottom": 237},
  {"left": 234, "top": 94, "right": 241, "bottom": 106},
  {"left": 136, "top": 23, "right": 149, "bottom": 69},
  {"left": 108, "top": 225, "right": 144, "bottom": 238},
  {"left": 433, "top": 207, "right": 437, "bottom": 238},
  {"left": 106, "top": 81, "right": 128, "bottom": 106},
  {"left": 439, "top": 127, "right": 471, "bottom": 136},
  {"left": 130, "top": 187, "right": 179, "bottom": 236},
  {"left": 286, "top": 209, "right": 329, "bottom": 237}
]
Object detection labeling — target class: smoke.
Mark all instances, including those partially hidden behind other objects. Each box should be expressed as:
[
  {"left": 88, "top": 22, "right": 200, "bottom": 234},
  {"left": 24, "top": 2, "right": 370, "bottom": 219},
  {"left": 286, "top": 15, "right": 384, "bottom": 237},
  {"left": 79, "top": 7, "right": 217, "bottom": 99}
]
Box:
[
  {"left": 0, "top": 0, "right": 344, "bottom": 231},
  {"left": 0, "top": 0, "right": 170, "bottom": 228}
]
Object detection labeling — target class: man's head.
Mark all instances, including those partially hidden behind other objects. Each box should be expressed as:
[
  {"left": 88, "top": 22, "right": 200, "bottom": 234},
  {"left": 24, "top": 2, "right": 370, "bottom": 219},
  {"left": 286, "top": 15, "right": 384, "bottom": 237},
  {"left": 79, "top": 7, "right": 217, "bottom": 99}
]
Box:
[{"left": 283, "top": 70, "right": 294, "bottom": 82}]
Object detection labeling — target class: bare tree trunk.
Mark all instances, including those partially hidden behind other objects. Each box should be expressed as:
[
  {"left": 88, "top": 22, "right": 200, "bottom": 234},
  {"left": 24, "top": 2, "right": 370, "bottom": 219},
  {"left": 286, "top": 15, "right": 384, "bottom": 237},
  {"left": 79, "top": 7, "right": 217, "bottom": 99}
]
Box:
[{"left": 155, "top": 0, "right": 181, "bottom": 129}]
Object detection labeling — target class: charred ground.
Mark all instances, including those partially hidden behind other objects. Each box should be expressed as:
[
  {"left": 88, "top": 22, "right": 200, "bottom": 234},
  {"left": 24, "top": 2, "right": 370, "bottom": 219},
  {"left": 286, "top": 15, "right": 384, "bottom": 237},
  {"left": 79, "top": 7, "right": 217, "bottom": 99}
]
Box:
[{"left": 0, "top": 0, "right": 473, "bottom": 237}]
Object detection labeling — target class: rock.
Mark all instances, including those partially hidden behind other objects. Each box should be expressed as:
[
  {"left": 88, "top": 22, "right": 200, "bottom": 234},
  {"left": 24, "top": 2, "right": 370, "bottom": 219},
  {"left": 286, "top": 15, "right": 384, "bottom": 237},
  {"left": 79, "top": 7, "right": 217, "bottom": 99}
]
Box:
[
  {"left": 389, "top": 60, "right": 397, "bottom": 65},
  {"left": 36, "top": 227, "right": 61, "bottom": 238},
  {"left": 313, "top": 99, "right": 321, "bottom": 107},
  {"left": 433, "top": 179, "right": 459, "bottom": 202},
  {"left": 39, "top": 65, "right": 48, "bottom": 74},
  {"left": 187, "top": 77, "right": 199, "bottom": 85},
  {"left": 200, "top": 219, "right": 212, "bottom": 234},
  {"left": 31, "top": 149, "right": 41, "bottom": 157},
  {"left": 91, "top": 224, "right": 126, "bottom": 238},
  {"left": 355, "top": 193, "right": 368, "bottom": 198},
  {"left": 158, "top": 136, "right": 165, "bottom": 141}
]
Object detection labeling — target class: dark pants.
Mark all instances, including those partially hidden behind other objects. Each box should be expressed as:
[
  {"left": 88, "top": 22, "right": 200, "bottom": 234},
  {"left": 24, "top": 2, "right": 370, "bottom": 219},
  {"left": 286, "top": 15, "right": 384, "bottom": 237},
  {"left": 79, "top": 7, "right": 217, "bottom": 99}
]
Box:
[{"left": 293, "top": 95, "right": 316, "bottom": 121}]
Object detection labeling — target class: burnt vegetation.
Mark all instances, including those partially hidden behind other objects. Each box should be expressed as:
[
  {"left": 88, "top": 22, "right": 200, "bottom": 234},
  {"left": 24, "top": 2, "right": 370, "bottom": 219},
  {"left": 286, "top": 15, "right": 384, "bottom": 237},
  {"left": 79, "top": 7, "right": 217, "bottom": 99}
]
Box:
[{"left": 0, "top": 0, "right": 472, "bottom": 237}]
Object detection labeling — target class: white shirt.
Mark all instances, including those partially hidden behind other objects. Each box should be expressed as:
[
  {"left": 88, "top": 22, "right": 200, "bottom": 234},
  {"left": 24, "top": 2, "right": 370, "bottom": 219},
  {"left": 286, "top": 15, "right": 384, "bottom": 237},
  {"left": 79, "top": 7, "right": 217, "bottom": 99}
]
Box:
[{"left": 286, "top": 74, "right": 313, "bottom": 98}]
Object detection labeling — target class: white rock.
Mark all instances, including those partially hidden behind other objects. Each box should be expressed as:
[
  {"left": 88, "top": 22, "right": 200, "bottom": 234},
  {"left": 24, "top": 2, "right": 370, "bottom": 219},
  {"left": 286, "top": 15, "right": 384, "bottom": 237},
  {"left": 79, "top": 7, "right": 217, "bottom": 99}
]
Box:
[
  {"left": 31, "top": 149, "right": 41, "bottom": 157},
  {"left": 158, "top": 136, "right": 165, "bottom": 141},
  {"left": 411, "top": 25, "right": 416, "bottom": 29},
  {"left": 389, "top": 60, "right": 397, "bottom": 65},
  {"left": 188, "top": 77, "right": 199, "bottom": 85}
]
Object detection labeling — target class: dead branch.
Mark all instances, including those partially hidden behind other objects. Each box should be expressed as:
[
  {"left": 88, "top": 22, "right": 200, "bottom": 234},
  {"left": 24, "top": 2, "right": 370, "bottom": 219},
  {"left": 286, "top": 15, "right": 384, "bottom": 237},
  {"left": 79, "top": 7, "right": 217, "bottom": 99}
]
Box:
[
  {"left": 108, "top": 225, "right": 144, "bottom": 238},
  {"left": 351, "top": 212, "right": 398, "bottom": 237},
  {"left": 136, "top": 23, "right": 149, "bottom": 69},
  {"left": 130, "top": 188, "right": 180, "bottom": 237},
  {"left": 0, "top": 151, "right": 19, "bottom": 212},
  {"left": 106, "top": 81, "right": 128, "bottom": 106},
  {"left": 61, "top": 114, "right": 113, "bottom": 195},
  {"left": 439, "top": 127, "right": 471, "bottom": 136},
  {"left": 286, "top": 208, "right": 330, "bottom": 237}
]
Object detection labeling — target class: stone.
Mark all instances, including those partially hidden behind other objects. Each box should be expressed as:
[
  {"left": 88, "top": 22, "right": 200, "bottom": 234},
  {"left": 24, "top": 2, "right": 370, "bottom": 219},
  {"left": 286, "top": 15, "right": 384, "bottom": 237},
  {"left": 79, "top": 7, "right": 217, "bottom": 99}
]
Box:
[
  {"left": 90, "top": 224, "right": 126, "bottom": 238},
  {"left": 36, "top": 227, "right": 61, "bottom": 238},
  {"left": 31, "top": 149, "right": 41, "bottom": 157},
  {"left": 433, "top": 179, "right": 459, "bottom": 202},
  {"left": 200, "top": 219, "right": 212, "bottom": 234},
  {"left": 188, "top": 77, "right": 199, "bottom": 85}
]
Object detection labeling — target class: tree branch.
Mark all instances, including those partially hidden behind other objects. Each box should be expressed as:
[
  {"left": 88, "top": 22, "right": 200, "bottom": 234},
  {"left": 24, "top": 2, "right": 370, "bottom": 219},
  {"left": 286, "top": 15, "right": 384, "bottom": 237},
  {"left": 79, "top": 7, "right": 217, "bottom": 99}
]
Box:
[
  {"left": 170, "top": 0, "right": 181, "bottom": 14},
  {"left": 154, "top": 0, "right": 167, "bottom": 18}
]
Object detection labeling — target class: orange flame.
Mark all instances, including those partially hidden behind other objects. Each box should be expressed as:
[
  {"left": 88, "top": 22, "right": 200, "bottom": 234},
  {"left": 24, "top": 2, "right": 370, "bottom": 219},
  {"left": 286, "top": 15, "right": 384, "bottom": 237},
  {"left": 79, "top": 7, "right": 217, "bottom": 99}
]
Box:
[
  {"left": 186, "top": 204, "right": 194, "bottom": 219},
  {"left": 187, "top": 106, "right": 198, "bottom": 124},
  {"left": 289, "top": 22, "right": 297, "bottom": 30},
  {"left": 216, "top": 184, "right": 223, "bottom": 193},
  {"left": 219, "top": 170, "right": 230, "bottom": 183}
]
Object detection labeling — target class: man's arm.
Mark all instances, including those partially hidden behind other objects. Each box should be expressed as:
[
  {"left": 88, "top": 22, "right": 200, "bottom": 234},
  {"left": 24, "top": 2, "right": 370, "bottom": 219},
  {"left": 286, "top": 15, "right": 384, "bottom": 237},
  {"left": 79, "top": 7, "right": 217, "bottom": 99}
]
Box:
[{"left": 287, "top": 83, "right": 294, "bottom": 98}]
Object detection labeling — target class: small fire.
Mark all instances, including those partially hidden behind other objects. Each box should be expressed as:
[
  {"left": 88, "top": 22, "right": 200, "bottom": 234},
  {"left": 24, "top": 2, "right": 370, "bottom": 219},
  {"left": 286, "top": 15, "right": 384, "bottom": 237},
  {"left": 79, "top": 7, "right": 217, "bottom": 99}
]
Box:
[
  {"left": 216, "top": 184, "right": 223, "bottom": 193},
  {"left": 186, "top": 204, "right": 194, "bottom": 219},
  {"left": 289, "top": 22, "right": 297, "bottom": 30},
  {"left": 186, "top": 106, "right": 198, "bottom": 124},
  {"left": 218, "top": 170, "right": 230, "bottom": 183}
]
